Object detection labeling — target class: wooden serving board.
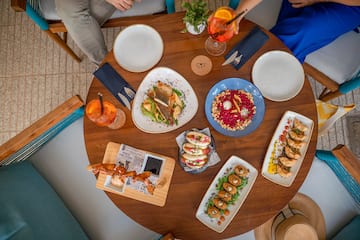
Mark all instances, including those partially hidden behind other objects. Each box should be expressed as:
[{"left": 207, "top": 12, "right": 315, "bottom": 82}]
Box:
[{"left": 96, "top": 142, "right": 175, "bottom": 207}]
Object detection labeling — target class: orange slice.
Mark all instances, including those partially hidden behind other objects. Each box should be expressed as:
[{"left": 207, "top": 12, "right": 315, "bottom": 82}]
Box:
[{"left": 214, "top": 8, "right": 233, "bottom": 20}]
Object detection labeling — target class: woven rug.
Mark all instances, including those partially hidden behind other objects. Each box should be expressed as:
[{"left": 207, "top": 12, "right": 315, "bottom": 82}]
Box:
[{"left": 0, "top": 1, "right": 359, "bottom": 156}]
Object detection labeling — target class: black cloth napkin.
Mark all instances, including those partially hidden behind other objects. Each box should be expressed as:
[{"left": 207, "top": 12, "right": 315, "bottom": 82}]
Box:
[
  {"left": 93, "top": 62, "right": 136, "bottom": 106},
  {"left": 225, "top": 26, "right": 269, "bottom": 70}
]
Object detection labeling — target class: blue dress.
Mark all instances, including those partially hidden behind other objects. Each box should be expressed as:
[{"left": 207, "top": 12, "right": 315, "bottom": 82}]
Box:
[{"left": 270, "top": 1, "right": 360, "bottom": 63}]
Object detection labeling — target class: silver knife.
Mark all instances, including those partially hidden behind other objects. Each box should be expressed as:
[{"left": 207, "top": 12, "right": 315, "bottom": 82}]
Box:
[
  {"left": 222, "top": 50, "right": 238, "bottom": 66},
  {"left": 124, "top": 86, "right": 136, "bottom": 99},
  {"left": 118, "top": 92, "right": 131, "bottom": 110}
]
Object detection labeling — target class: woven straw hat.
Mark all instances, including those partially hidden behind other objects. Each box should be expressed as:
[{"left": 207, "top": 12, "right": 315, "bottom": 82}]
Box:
[{"left": 254, "top": 193, "right": 326, "bottom": 240}]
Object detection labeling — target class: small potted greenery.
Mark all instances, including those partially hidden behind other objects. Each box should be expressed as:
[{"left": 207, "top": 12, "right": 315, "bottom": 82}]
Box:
[{"left": 182, "top": 0, "right": 210, "bottom": 35}]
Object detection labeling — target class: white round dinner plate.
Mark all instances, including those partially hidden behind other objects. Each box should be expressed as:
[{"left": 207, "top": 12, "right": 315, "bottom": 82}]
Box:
[
  {"left": 113, "top": 24, "right": 164, "bottom": 72},
  {"left": 252, "top": 50, "right": 305, "bottom": 102}
]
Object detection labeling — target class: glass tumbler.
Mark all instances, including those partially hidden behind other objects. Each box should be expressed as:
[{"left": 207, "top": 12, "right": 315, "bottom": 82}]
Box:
[{"left": 85, "top": 99, "right": 126, "bottom": 129}]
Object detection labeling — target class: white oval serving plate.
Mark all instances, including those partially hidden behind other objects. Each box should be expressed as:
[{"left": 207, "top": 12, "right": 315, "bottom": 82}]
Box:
[
  {"left": 131, "top": 67, "right": 198, "bottom": 133},
  {"left": 261, "top": 111, "right": 314, "bottom": 187},
  {"left": 196, "top": 155, "right": 258, "bottom": 233}
]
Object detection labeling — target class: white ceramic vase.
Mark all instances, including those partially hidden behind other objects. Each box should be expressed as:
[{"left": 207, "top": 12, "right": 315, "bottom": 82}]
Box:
[{"left": 186, "top": 22, "right": 206, "bottom": 35}]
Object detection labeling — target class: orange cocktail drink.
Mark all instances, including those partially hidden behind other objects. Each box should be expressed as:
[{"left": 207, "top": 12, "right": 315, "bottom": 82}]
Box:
[
  {"left": 85, "top": 99, "right": 125, "bottom": 129},
  {"left": 208, "top": 7, "right": 236, "bottom": 42},
  {"left": 205, "top": 7, "right": 236, "bottom": 56}
]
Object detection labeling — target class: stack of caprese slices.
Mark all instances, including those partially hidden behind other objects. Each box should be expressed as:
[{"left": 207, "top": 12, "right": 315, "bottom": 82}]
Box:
[{"left": 181, "top": 131, "right": 212, "bottom": 170}]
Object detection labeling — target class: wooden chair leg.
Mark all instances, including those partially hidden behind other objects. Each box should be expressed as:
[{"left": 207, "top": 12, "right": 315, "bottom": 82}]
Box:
[
  {"left": 319, "top": 88, "right": 330, "bottom": 99},
  {"left": 319, "top": 90, "right": 343, "bottom": 102},
  {"left": 44, "top": 30, "right": 81, "bottom": 63},
  {"left": 303, "top": 62, "right": 339, "bottom": 91},
  {"left": 63, "top": 32, "right": 68, "bottom": 43}
]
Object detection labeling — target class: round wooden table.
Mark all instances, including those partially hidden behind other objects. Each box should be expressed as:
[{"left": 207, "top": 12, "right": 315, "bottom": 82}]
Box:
[{"left": 84, "top": 12, "right": 318, "bottom": 240}]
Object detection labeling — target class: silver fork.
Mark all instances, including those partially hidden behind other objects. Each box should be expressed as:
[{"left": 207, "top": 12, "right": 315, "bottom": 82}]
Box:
[
  {"left": 124, "top": 86, "right": 136, "bottom": 99},
  {"left": 234, "top": 54, "right": 243, "bottom": 65}
]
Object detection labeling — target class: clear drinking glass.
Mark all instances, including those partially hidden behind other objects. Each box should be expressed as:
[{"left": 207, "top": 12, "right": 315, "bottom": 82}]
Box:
[
  {"left": 205, "top": 7, "right": 237, "bottom": 56},
  {"left": 85, "top": 99, "right": 126, "bottom": 129}
]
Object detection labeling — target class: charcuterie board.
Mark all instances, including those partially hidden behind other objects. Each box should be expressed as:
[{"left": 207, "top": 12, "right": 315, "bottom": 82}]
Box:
[{"left": 95, "top": 142, "right": 175, "bottom": 207}]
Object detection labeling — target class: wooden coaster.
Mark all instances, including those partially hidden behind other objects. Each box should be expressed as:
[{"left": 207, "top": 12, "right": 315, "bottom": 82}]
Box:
[{"left": 191, "top": 55, "right": 212, "bottom": 76}]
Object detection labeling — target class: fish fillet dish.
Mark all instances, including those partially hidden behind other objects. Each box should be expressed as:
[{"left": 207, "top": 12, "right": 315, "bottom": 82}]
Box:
[
  {"left": 211, "top": 89, "right": 256, "bottom": 131},
  {"left": 141, "top": 81, "right": 184, "bottom": 126}
]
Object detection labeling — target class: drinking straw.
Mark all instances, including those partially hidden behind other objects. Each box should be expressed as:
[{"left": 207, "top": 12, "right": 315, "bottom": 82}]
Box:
[
  {"left": 225, "top": 9, "right": 247, "bottom": 26},
  {"left": 211, "top": 10, "right": 247, "bottom": 38},
  {"left": 98, "top": 92, "right": 104, "bottom": 115}
]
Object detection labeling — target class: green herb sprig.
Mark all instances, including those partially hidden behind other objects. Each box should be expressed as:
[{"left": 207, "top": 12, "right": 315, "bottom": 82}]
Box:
[{"left": 182, "top": 0, "right": 210, "bottom": 33}]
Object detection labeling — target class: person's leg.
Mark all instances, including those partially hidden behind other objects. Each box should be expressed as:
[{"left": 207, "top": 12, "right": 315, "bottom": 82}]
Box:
[
  {"left": 276, "top": 0, "right": 302, "bottom": 22},
  {"left": 271, "top": 2, "right": 360, "bottom": 63},
  {"left": 54, "top": 0, "right": 115, "bottom": 64},
  {"left": 89, "top": 0, "right": 117, "bottom": 25}
]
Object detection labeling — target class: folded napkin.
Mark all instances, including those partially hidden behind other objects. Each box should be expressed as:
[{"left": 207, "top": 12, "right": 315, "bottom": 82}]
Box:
[
  {"left": 93, "top": 63, "right": 136, "bottom": 107},
  {"left": 225, "top": 26, "right": 269, "bottom": 70}
]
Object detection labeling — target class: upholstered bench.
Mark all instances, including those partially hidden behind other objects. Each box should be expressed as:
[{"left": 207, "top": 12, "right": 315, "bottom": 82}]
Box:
[
  {"left": 299, "top": 155, "right": 360, "bottom": 239},
  {"left": 27, "top": 117, "right": 162, "bottom": 240},
  {"left": 0, "top": 161, "right": 88, "bottom": 239}
]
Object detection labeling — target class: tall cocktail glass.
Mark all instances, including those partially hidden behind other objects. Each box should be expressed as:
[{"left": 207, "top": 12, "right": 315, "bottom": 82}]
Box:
[{"left": 205, "top": 7, "right": 236, "bottom": 56}]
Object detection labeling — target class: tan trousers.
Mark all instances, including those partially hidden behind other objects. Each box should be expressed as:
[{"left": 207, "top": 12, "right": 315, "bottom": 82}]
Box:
[{"left": 54, "top": 0, "right": 116, "bottom": 64}]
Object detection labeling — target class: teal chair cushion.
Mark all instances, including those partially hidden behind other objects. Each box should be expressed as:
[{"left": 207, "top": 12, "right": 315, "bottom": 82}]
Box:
[
  {"left": 332, "top": 215, "right": 360, "bottom": 240},
  {"left": 0, "top": 161, "right": 88, "bottom": 240},
  {"left": 315, "top": 150, "right": 360, "bottom": 205}
]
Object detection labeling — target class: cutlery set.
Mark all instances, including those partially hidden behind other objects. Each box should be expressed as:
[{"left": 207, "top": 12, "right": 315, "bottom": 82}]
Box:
[
  {"left": 124, "top": 87, "right": 136, "bottom": 99},
  {"left": 222, "top": 50, "right": 243, "bottom": 66},
  {"left": 118, "top": 86, "right": 136, "bottom": 110},
  {"left": 93, "top": 63, "right": 136, "bottom": 111}
]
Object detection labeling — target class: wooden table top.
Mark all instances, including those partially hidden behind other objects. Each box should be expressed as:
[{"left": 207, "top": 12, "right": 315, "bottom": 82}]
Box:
[{"left": 84, "top": 12, "right": 318, "bottom": 240}]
